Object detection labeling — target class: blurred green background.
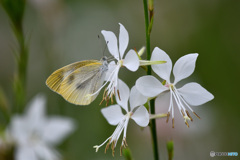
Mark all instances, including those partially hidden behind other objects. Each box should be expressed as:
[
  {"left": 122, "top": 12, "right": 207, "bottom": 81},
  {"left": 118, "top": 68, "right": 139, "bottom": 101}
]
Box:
[{"left": 0, "top": 0, "right": 240, "bottom": 159}]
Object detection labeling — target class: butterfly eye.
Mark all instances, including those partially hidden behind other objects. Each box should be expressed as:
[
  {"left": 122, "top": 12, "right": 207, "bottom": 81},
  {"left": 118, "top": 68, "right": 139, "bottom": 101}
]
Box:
[{"left": 102, "top": 56, "right": 107, "bottom": 61}]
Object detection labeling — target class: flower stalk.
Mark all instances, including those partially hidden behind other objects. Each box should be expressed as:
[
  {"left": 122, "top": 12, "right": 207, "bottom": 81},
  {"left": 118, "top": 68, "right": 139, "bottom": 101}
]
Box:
[
  {"left": 1, "top": 0, "right": 28, "bottom": 114},
  {"left": 143, "top": 0, "right": 159, "bottom": 160}
]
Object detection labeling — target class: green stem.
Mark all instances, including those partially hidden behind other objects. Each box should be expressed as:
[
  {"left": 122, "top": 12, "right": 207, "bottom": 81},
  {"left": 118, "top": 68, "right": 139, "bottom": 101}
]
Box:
[
  {"left": 143, "top": 0, "right": 159, "bottom": 160},
  {"left": 143, "top": 0, "right": 151, "bottom": 66},
  {"left": 1, "top": 0, "right": 28, "bottom": 114},
  {"left": 14, "top": 27, "right": 28, "bottom": 114}
]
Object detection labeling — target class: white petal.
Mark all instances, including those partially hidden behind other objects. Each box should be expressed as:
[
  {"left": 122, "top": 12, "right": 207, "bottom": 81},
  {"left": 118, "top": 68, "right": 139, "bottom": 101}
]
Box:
[
  {"left": 173, "top": 53, "right": 198, "bottom": 84},
  {"left": 26, "top": 94, "right": 46, "bottom": 125},
  {"left": 9, "top": 116, "right": 29, "bottom": 144},
  {"left": 35, "top": 144, "right": 60, "bottom": 160},
  {"left": 178, "top": 82, "right": 214, "bottom": 106},
  {"left": 151, "top": 47, "right": 172, "bottom": 82},
  {"left": 105, "top": 61, "right": 117, "bottom": 81},
  {"left": 116, "top": 79, "right": 130, "bottom": 112},
  {"left": 123, "top": 49, "right": 139, "bottom": 71},
  {"left": 129, "top": 86, "right": 147, "bottom": 111},
  {"left": 101, "top": 30, "right": 119, "bottom": 60},
  {"left": 136, "top": 75, "right": 168, "bottom": 97},
  {"left": 131, "top": 106, "right": 149, "bottom": 127},
  {"left": 16, "top": 146, "right": 38, "bottom": 160},
  {"left": 119, "top": 23, "right": 129, "bottom": 59},
  {"left": 42, "top": 117, "right": 75, "bottom": 145},
  {"left": 101, "top": 105, "right": 125, "bottom": 125},
  {"left": 155, "top": 91, "right": 171, "bottom": 113}
]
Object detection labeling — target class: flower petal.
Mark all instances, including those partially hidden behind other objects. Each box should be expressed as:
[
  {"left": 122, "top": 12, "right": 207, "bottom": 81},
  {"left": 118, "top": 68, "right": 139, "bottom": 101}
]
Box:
[
  {"left": 178, "top": 82, "right": 214, "bottom": 106},
  {"left": 105, "top": 61, "right": 117, "bottom": 81},
  {"left": 116, "top": 79, "right": 130, "bottom": 111},
  {"left": 26, "top": 94, "right": 46, "bottom": 128},
  {"left": 173, "top": 53, "right": 198, "bottom": 84},
  {"left": 16, "top": 146, "right": 38, "bottom": 160},
  {"left": 119, "top": 23, "right": 129, "bottom": 59},
  {"left": 131, "top": 105, "right": 149, "bottom": 127},
  {"left": 151, "top": 47, "right": 172, "bottom": 82},
  {"left": 35, "top": 144, "right": 60, "bottom": 160},
  {"left": 42, "top": 117, "right": 75, "bottom": 145},
  {"left": 9, "top": 116, "right": 29, "bottom": 144},
  {"left": 155, "top": 91, "right": 171, "bottom": 112},
  {"left": 123, "top": 49, "right": 139, "bottom": 71},
  {"left": 129, "top": 86, "right": 147, "bottom": 111},
  {"left": 101, "top": 104, "right": 125, "bottom": 126},
  {"left": 136, "top": 75, "right": 168, "bottom": 97},
  {"left": 101, "top": 30, "right": 119, "bottom": 60}
]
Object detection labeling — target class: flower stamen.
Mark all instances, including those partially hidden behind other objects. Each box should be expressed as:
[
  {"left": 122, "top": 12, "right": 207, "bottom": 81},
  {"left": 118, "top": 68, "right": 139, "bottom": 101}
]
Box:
[
  {"left": 111, "top": 141, "right": 116, "bottom": 156},
  {"left": 174, "top": 88, "right": 201, "bottom": 120},
  {"left": 181, "top": 109, "right": 185, "bottom": 117},
  {"left": 193, "top": 112, "right": 201, "bottom": 119},
  {"left": 166, "top": 112, "right": 170, "bottom": 123},
  {"left": 186, "top": 110, "right": 193, "bottom": 121},
  {"left": 117, "top": 89, "right": 121, "bottom": 100},
  {"left": 172, "top": 118, "right": 174, "bottom": 128}
]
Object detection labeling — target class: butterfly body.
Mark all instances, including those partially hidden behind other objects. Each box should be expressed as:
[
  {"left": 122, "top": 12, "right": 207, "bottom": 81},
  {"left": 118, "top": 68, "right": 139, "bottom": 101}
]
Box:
[{"left": 46, "top": 56, "right": 108, "bottom": 105}]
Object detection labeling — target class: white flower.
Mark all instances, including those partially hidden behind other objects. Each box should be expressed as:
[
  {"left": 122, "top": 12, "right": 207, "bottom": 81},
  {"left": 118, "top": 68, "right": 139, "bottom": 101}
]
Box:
[
  {"left": 93, "top": 80, "right": 149, "bottom": 156},
  {"left": 136, "top": 47, "right": 214, "bottom": 128},
  {"left": 8, "top": 94, "right": 75, "bottom": 160},
  {"left": 100, "top": 23, "right": 140, "bottom": 102}
]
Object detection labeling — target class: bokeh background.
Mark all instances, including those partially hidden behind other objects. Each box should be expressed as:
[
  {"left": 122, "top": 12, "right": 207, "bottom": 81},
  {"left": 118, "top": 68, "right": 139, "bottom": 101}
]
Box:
[{"left": 0, "top": 0, "right": 240, "bottom": 159}]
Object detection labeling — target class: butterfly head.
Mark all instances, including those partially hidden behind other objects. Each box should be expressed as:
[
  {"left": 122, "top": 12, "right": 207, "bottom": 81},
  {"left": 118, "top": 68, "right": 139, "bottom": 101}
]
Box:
[{"left": 101, "top": 56, "right": 108, "bottom": 62}]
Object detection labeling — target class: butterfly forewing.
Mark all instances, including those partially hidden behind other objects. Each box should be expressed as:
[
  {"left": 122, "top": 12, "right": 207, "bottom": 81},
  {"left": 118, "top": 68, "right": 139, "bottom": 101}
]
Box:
[
  {"left": 46, "top": 60, "right": 99, "bottom": 93},
  {"left": 46, "top": 59, "right": 108, "bottom": 105},
  {"left": 59, "top": 62, "right": 105, "bottom": 105}
]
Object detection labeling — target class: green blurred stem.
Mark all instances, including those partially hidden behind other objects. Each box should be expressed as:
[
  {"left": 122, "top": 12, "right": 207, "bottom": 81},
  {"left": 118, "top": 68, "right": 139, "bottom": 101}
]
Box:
[
  {"left": 143, "top": 0, "right": 159, "bottom": 160},
  {"left": 1, "top": 0, "right": 28, "bottom": 114},
  {"left": 14, "top": 26, "right": 28, "bottom": 114}
]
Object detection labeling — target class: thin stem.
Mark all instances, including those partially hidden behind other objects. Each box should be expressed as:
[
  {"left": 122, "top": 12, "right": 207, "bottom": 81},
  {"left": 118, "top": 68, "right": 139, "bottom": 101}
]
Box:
[
  {"left": 143, "top": 0, "right": 151, "bottom": 69},
  {"left": 1, "top": 0, "right": 28, "bottom": 114},
  {"left": 143, "top": 0, "right": 159, "bottom": 160},
  {"left": 14, "top": 27, "right": 28, "bottom": 114}
]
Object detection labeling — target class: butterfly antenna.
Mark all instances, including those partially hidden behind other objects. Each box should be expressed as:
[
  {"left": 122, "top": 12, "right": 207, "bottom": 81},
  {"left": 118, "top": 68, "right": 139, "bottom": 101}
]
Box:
[
  {"left": 98, "top": 35, "right": 103, "bottom": 56},
  {"left": 98, "top": 35, "right": 109, "bottom": 58}
]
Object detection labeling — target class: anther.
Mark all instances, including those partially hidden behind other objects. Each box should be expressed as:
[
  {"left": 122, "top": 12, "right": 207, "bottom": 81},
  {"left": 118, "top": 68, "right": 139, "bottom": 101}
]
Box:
[
  {"left": 181, "top": 109, "right": 185, "bottom": 117},
  {"left": 120, "top": 146, "right": 123, "bottom": 156},
  {"left": 117, "top": 89, "right": 121, "bottom": 100},
  {"left": 172, "top": 118, "right": 174, "bottom": 128},
  {"left": 185, "top": 121, "right": 189, "bottom": 128},
  {"left": 105, "top": 142, "right": 110, "bottom": 153},
  {"left": 166, "top": 112, "right": 170, "bottom": 123},
  {"left": 193, "top": 112, "right": 201, "bottom": 119},
  {"left": 99, "top": 89, "right": 107, "bottom": 105},
  {"left": 99, "top": 99, "right": 104, "bottom": 105},
  {"left": 111, "top": 141, "right": 115, "bottom": 157},
  {"left": 186, "top": 110, "right": 193, "bottom": 121},
  {"left": 112, "top": 149, "right": 115, "bottom": 157},
  {"left": 106, "top": 97, "right": 109, "bottom": 106},
  {"left": 124, "top": 138, "right": 128, "bottom": 147},
  {"left": 111, "top": 93, "right": 114, "bottom": 104}
]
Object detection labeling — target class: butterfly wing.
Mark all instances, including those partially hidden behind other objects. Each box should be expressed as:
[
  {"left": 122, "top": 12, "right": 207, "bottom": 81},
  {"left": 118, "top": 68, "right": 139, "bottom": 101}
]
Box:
[
  {"left": 46, "top": 60, "right": 107, "bottom": 105},
  {"left": 46, "top": 60, "right": 99, "bottom": 93}
]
